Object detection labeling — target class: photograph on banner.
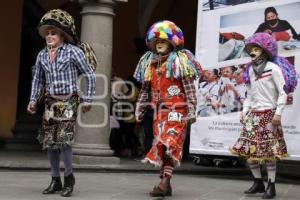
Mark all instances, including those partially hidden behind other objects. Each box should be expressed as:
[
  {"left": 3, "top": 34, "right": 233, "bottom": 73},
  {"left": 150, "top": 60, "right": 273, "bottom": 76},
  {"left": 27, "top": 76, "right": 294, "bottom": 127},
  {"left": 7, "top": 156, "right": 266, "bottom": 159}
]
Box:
[
  {"left": 196, "top": 0, "right": 300, "bottom": 68},
  {"left": 219, "top": 0, "right": 300, "bottom": 63},
  {"left": 196, "top": 65, "right": 246, "bottom": 117},
  {"left": 202, "top": 0, "right": 257, "bottom": 11},
  {"left": 191, "top": 0, "right": 300, "bottom": 161}
]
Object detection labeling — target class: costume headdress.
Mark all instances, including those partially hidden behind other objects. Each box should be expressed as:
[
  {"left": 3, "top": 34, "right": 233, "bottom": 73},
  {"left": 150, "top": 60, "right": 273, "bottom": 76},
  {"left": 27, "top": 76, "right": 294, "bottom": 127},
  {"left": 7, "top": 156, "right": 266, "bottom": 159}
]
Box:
[
  {"left": 134, "top": 20, "right": 202, "bottom": 83},
  {"left": 38, "top": 9, "right": 98, "bottom": 71},
  {"left": 243, "top": 32, "right": 298, "bottom": 93},
  {"left": 38, "top": 9, "right": 76, "bottom": 43},
  {"left": 145, "top": 20, "right": 184, "bottom": 50}
]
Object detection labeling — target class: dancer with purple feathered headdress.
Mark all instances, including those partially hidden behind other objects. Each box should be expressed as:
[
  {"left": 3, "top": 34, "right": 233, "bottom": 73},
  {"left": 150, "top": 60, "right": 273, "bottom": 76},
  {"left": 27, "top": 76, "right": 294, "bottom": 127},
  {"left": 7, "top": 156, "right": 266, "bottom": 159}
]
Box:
[{"left": 231, "top": 32, "right": 296, "bottom": 199}]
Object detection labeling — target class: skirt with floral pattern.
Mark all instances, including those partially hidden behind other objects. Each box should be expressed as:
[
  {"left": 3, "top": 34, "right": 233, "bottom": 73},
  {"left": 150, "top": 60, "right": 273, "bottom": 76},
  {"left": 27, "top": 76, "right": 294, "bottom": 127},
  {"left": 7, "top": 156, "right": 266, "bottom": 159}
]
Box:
[
  {"left": 38, "top": 95, "right": 78, "bottom": 150},
  {"left": 231, "top": 109, "right": 288, "bottom": 162}
]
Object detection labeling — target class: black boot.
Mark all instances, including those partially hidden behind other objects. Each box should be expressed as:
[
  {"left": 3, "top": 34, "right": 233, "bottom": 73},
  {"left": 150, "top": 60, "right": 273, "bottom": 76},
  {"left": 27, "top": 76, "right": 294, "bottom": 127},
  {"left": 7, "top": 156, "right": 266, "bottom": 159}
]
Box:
[
  {"left": 43, "top": 176, "right": 62, "bottom": 194},
  {"left": 262, "top": 180, "right": 276, "bottom": 199},
  {"left": 244, "top": 178, "right": 265, "bottom": 194},
  {"left": 61, "top": 173, "right": 75, "bottom": 197}
]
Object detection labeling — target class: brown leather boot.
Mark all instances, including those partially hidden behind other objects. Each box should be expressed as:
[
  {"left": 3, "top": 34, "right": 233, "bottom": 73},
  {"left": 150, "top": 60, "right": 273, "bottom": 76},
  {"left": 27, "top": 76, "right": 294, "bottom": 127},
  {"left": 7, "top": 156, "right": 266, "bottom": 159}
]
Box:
[
  {"left": 149, "top": 176, "right": 171, "bottom": 197},
  {"left": 165, "top": 181, "right": 172, "bottom": 196}
]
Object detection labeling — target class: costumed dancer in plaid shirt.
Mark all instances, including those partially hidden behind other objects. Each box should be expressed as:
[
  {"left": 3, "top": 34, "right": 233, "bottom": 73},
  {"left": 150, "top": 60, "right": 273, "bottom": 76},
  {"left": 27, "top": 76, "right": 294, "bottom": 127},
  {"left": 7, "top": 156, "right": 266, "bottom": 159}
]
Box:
[
  {"left": 231, "top": 32, "right": 297, "bottom": 199},
  {"left": 134, "top": 20, "right": 202, "bottom": 197},
  {"left": 27, "top": 9, "right": 96, "bottom": 197}
]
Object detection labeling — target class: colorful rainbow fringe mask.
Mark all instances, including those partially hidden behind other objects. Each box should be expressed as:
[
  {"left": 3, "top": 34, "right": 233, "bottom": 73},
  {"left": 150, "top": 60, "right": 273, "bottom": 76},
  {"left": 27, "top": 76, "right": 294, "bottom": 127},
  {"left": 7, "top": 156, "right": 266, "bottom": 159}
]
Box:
[
  {"left": 146, "top": 20, "right": 184, "bottom": 50},
  {"left": 134, "top": 20, "right": 202, "bottom": 83}
]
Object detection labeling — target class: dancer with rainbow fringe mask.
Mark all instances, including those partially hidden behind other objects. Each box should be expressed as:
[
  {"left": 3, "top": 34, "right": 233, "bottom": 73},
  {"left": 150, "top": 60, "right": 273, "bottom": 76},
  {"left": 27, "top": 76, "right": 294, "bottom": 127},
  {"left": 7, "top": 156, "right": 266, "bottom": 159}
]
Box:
[{"left": 134, "top": 20, "right": 202, "bottom": 197}]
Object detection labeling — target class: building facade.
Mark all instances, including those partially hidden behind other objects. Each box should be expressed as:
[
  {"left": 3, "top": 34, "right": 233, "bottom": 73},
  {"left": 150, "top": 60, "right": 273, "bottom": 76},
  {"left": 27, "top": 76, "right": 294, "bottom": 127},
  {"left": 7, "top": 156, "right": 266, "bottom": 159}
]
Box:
[{"left": 0, "top": 0, "right": 198, "bottom": 163}]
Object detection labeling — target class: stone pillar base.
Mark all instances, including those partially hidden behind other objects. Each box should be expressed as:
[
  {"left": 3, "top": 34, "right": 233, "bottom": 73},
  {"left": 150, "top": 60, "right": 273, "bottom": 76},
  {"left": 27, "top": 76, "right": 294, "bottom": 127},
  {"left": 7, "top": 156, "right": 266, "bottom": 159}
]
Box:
[{"left": 72, "top": 143, "right": 120, "bottom": 165}]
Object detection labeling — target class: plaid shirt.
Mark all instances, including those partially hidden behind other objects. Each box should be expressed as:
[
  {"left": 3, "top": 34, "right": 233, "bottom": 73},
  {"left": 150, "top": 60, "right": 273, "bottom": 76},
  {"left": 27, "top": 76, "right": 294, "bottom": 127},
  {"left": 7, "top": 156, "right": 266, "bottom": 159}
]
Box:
[
  {"left": 30, "top": 43, "right": 96, "bottom": 102},
  {"left": 135, "top": 78, "right": 197, "bottom": 122},
  {"left": 135, "top": 83, "right": 150, "bottom": 121},
  {"left": 182, "top": 78, "right": 197, "bottom": 121}
]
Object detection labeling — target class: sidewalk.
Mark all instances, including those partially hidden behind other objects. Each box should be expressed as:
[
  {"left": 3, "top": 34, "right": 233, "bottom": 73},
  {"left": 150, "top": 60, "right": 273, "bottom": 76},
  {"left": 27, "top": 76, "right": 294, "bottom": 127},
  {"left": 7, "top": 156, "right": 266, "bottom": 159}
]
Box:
[
  {"left": 1, "top": 150, "right": 300, "bottom": 183},
  {"left": 0, "top": 171, "right": 299, "bottom": 200}
]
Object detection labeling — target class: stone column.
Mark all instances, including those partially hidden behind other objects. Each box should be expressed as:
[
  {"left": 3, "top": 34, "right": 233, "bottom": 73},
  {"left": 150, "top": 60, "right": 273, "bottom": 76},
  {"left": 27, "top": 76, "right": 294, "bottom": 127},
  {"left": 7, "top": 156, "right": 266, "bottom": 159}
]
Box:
[{"left": 73, "top": 0, "right": 125, "bottom": 165}]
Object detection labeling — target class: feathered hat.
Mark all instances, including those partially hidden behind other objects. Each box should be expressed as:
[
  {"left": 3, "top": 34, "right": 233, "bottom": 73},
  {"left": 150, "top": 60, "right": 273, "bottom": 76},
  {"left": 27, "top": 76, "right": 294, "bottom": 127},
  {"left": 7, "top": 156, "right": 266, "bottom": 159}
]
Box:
[
  {"left": 244, "top": 32, "right": 277, "bottom": 60},
  {"left": 146, "top": 20, "right": 184, "bottom": 50},
  {"left": 38, "top": 9, "right": 98, "bottom": 71},
  {"left": 243, "top": 32, "right": 298, "bottom": 93},
  {"left": 134, "top": 20, "right": 202, "bottom": 83},
  {"left": 38, "top": 9, "right": 76, "bottom": 43}
]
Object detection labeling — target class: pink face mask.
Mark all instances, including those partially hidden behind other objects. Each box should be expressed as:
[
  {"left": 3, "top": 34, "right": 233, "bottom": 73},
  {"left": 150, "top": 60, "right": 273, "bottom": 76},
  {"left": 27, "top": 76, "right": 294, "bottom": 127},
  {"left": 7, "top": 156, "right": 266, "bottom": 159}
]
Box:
[
  {"left": 45, "top": 27, "right": 64, "bottom": 48},
  {"left": 155, "top": 40, "right": 170, "bottom": 55}
]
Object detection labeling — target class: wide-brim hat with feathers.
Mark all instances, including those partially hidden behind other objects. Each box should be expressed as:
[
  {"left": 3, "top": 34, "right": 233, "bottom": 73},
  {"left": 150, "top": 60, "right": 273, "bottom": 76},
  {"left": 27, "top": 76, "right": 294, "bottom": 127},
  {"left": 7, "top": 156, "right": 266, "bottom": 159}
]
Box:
[
  {"left": 38, "top": 9, "right": 76, "bottom": 43},
  {"left": 245, "top": 32, "right": 277, "bottom": 60}
]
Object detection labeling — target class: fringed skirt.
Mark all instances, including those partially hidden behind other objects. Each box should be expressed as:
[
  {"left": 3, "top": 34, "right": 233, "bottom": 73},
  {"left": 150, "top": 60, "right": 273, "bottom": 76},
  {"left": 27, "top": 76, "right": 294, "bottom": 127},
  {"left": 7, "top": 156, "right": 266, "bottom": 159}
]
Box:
[
  {"left": 38, "top": 95, "right": 78, "bottom": 150},
  {"left": 142, "top": 108, "right": 187, "bottom": 167},
  {"left": 231, "top": 109, "right": 288, "bottom": 162}
]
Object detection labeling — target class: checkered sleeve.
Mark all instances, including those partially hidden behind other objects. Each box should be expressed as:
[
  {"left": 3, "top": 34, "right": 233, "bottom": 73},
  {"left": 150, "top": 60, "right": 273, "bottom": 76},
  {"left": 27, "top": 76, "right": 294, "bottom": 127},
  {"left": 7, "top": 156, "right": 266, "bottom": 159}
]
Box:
[
  {"left": 72, "top": 46, "right": 96, "bottom": 103},
  {"left": 135, "top": 82, "right": 150, "bottom": 121},
  {"left": 182, "top": 78, "right": 197, "bottom": 123},
  {"left": 30, "top": 53, "right": 43, "bottom": 102}
]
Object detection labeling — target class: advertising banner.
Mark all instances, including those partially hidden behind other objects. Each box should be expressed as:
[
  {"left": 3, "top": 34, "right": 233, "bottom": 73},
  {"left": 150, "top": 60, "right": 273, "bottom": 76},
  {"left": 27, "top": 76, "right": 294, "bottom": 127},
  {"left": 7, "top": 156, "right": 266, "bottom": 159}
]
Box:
[{"left": 191, "top": 0, "right": 300, "bottom": 160}]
